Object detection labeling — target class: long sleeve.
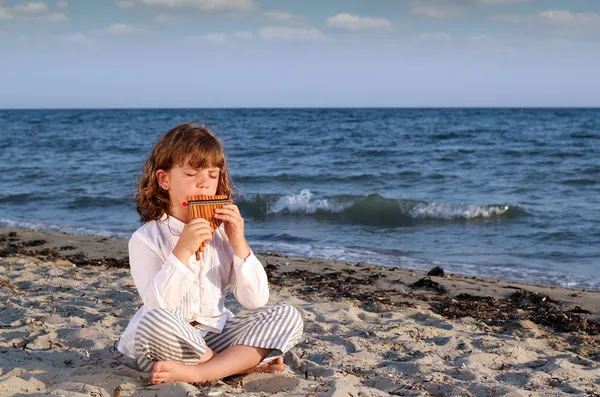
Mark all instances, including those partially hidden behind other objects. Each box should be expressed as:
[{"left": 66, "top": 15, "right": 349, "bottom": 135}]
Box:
[
  {"left": 128, "top": 232, "right": 197, "bottom": 310},
  {"left": 229, "top": 250, "right": 270, "bottom": 310}
]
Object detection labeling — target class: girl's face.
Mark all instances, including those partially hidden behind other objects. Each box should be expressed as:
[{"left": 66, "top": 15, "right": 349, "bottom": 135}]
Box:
[{"left": 157, "top": 163, "right": 220, "bottom": 219}]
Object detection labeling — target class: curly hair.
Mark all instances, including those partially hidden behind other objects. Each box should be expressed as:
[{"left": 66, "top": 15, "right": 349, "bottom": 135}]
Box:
[{"left": 135, "top": 121, "right": 234, "bottom": 223}]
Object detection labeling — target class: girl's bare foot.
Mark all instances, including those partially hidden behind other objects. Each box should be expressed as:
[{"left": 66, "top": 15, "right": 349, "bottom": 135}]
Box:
[
  {"left": 151, "top": 356, "right": 284, "bottom": 384},
  {"left": 151, "top": 361, "right": 207, "bottom": 384},
  {"left": 245, "top": 356, "right": 284, "bottom": 374}
]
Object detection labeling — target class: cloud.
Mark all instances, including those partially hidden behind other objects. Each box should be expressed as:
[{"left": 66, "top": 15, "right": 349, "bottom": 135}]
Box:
[
  {"left": 188, "top": 32, "right": 228, "bottom": 44},
  {"left": 326, "top": 13, "right": 392, "bottom": 30},
  {"left": 412, "top": 0, "right": 533, "bottom": 19},
  {"left": 497, "top": 10, "right": 600, "bottom": 26},
  {"left": 57, "top": 1, "right": 68, "bottom": 8},
  {"left": 138, "top": 0, "right": 255, "bottom": 11},
  {"left": 14, "top": 1, "right": 49, "bottom": 13},
  {"left": 154, "top": 13, "right": 177, "bottom": 23},
  {"left": 0, "top": 7, "right": 13, "bottom": 20},
  {"left": 1, "top": 2, "right": 68, "bottom": 22},
  {"left": 19, "top": 12, "right": 68, "bottom": 22},
  {"left": 259, "top": 26, "right": 326, "bottom": 42},
  {"left": 470, "top": 34, "right": 492, "bottom": 42},
  {"left": 59, "top": 32, "right": 93, "bottom": 44},
  {"left": 261, "top": 10, "right": 296, "bottom": 22},
  {"left": 479, "top": 0, "right": 531, "bottom": 3},
  {"left": 186, "top": 31, "right": 253, "bottom": 44},
  {"left": 116, "top": 1, "right": 134, "bottom": 9},
  {"left": 233, "top": 30, "right": 253, "bottom": 40},
  {"left": 411, "top": 1, "right": 463, "bottom": 18},
  {"left": 103, "top": 23, "right": 146, "bottom": 35}
]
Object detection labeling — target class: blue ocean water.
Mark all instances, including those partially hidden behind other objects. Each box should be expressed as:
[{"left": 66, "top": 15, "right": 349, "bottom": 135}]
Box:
[{"left": 1, "top": 108, "right": 599, "bottom": 289}]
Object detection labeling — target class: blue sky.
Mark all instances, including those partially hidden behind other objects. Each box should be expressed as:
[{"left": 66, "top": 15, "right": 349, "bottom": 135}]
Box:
[{"left": 1, "top": 0, "right": 599, "bottom": 108}]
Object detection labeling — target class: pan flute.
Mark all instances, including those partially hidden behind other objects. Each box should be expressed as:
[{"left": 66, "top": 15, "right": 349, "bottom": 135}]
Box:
[{"left": 183, "top": 195, "right": 232, "bottom": 260}]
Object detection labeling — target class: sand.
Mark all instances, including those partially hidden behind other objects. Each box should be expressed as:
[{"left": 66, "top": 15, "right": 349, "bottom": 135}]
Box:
[{"left": 1, "top": 226, "right": 600, "bottom": 397}]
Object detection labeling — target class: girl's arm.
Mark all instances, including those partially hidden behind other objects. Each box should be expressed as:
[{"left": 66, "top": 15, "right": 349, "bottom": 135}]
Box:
[
  {"left": 129, "top": 232, "right": 197, "bottom": 309},
  {"left": 228, "top": 247, "right": 270, "bottom": 310}
]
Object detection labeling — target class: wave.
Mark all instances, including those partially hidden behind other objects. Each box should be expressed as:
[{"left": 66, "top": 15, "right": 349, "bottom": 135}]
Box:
[
  {"left": 0, "top": 218, "right": 131, "bottom": 238},
  {"left": 0, "top": 193, "right": 51, "bottom": 204},
  {"left": 237, "top": 189, "right": 526, "bottom": 227},
  {"left": 560, "top": 178, "right": 597, "bottom": 186}
]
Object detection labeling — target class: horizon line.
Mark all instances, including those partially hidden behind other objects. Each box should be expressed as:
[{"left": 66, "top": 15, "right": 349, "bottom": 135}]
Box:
[{"left": 2, "top": 106, "right": 600, "bottom": 111}]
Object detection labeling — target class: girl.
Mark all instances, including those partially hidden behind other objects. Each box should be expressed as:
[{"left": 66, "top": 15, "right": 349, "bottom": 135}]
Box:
[{"left": 117, "top": 122, "right": 304, "bottom": 384}]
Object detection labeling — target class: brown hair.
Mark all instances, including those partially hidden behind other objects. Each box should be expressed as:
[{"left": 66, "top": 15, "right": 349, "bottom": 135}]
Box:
[{"left": 135, "top": 121, "right": 234, "bottom": 223}]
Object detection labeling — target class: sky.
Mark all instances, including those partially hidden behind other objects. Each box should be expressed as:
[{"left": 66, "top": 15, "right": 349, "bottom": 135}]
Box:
[{"left": 1, "top": 0, "right": 599, "bottom": 108}]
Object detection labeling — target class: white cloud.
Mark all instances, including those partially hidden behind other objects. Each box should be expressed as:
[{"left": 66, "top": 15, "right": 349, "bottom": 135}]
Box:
[
  {"left": 154, "top": 13, "right": 176, "bottom": 23},
  {"left": 478, "top": 0, "right": 531, "bottom": 4},
  {"left": 233, "top": 30, "right": 253, "bottom": 40},
  {"left": 104, "top": 23, "right": 146, "bottom": 35},
  {"left": 497, "top": 10, "right": 600, "bottom": 26},
  {"left": 57, "top": 1, "right": 68, "bottom": 8},
  {"left": 19, "top": 11, "right": 68, "bottom": 22},
  {"left": 412, "top": 0, "right": 533, "bottom": 19},
  {"left": 259, "top": 26, "right": 326, "bottom": 42},
  {"left": 59, "top": 32, "right": 93, "bottom": 44},
  {"left": 411, "top": 1, "right": 463, "bottom": 19},
  {"left": 261, "top": 10, "right": 296, "bottom": 22},
  {"left": 139, "top": 0, "right": 255, "bottom": 11},
  {"left": 186, "top": 31, "right": 255, "bottom": 44},
  {"left": 0, "top": 3, "right": 67, "bottom": 22},
  {"left": 0, "top": 7, "right": 13, "bottom": 20},
  {"left": 196, "top": 32, "right": 228, "bottom": 44},
  {"left": 116, "top": 1, "right": 134, "bottom": 9},
  {"left": 327, "top": 13, "right": 392, "bottom": 30},
  {"left": 14, "top": 1, "right": 49, "bottom": 13},
  {"left": 470, "top": 34, "right": 492, "bottom": 42}
]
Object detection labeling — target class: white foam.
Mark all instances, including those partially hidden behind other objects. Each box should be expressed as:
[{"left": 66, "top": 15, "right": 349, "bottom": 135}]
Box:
[
  {"left": 268, "top": 189, "right": 345, "bottom": 214},
  {"left": 411, "top": 203, "right": 510, "bottom": 219}
]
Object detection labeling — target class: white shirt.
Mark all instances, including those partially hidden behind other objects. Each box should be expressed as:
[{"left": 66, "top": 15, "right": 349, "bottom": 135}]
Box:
[{"left": 117, "top": 213, "right": 270, "bottom": 358}]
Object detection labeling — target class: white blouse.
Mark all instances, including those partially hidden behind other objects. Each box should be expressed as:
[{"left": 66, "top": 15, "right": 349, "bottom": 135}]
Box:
[{"left": 117, "top": 213, "right": 270, "bottom": 359}]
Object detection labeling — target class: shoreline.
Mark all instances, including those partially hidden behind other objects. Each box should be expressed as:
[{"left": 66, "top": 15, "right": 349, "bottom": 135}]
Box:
[
  {"left": 2, "top": 226, "right": 599, "bottom": 318},
  {"left": 1, "top": 226, "right": 600, "bottom": 396}
]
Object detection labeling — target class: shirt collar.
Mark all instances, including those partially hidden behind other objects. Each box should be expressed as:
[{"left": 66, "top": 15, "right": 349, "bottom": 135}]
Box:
[{"left": 161, "top": 213, "right": 185, "bottom": 232}]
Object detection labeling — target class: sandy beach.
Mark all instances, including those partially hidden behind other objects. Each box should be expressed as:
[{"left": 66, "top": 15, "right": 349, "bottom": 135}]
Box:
[{"left": 1, "top": 226, "right": 600, "bottom": 397}]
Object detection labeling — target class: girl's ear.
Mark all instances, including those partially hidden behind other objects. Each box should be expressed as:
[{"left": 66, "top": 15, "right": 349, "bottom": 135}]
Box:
[{"left": 156, "top": 169, "right": 170, "bottom": 190}]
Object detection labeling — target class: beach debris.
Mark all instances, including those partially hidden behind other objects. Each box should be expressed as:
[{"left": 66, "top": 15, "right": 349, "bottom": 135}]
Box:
[
  {"left": 427, "top": 266, "right": 445, "bottom": 277},
  {"left": 269, "top": 269, "right": 414, "bottom": 309},
  {"left": 0, "top": 232, "right": 129, "bottom": 268},
  {"left": 434, "top": 289, "right": 600, "bottom": 336},
  {"left": 264, "top": 263, "right": 278, "bottom": 279},
  {"left": 409, "top": 276, "right": 448, "bottom": 294}
]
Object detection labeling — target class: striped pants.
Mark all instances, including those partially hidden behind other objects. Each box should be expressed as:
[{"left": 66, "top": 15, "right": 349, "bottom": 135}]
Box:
[{"left": 134, "top": 304, "right": 304, "bottom": 371}]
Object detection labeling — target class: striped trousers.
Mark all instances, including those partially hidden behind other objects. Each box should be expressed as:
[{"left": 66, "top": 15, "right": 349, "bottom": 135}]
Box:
[{"left": 134, "top": 304, "right": 304, "bottom": 371}]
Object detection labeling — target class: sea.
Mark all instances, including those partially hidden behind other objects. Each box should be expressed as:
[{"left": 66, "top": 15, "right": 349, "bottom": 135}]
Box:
[{"left": 1, "top": 108, "right": 599, "bottom": 290}]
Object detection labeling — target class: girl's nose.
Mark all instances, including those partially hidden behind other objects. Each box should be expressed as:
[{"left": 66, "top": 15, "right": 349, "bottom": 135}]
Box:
[{"left": 196, "top": 176, "right": 210, "bottom": 189}]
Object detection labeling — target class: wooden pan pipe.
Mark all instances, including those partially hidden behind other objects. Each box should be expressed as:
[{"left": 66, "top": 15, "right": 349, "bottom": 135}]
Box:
[{"left": 183, "top": 195, "right": 232, "bottom": 260}]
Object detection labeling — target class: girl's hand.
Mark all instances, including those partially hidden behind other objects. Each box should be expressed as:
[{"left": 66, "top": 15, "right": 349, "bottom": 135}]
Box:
[
  {"left": 215, "top": 204, "right": 250, "bottom": 259},
  {"left": 172, "top": 217, "right": 213, "bottom": 264}
]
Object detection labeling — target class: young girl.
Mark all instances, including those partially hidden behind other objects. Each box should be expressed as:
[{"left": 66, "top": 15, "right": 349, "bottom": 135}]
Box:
[{"left": 117, "top": 121, "right": 304, "bottom": 384}]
